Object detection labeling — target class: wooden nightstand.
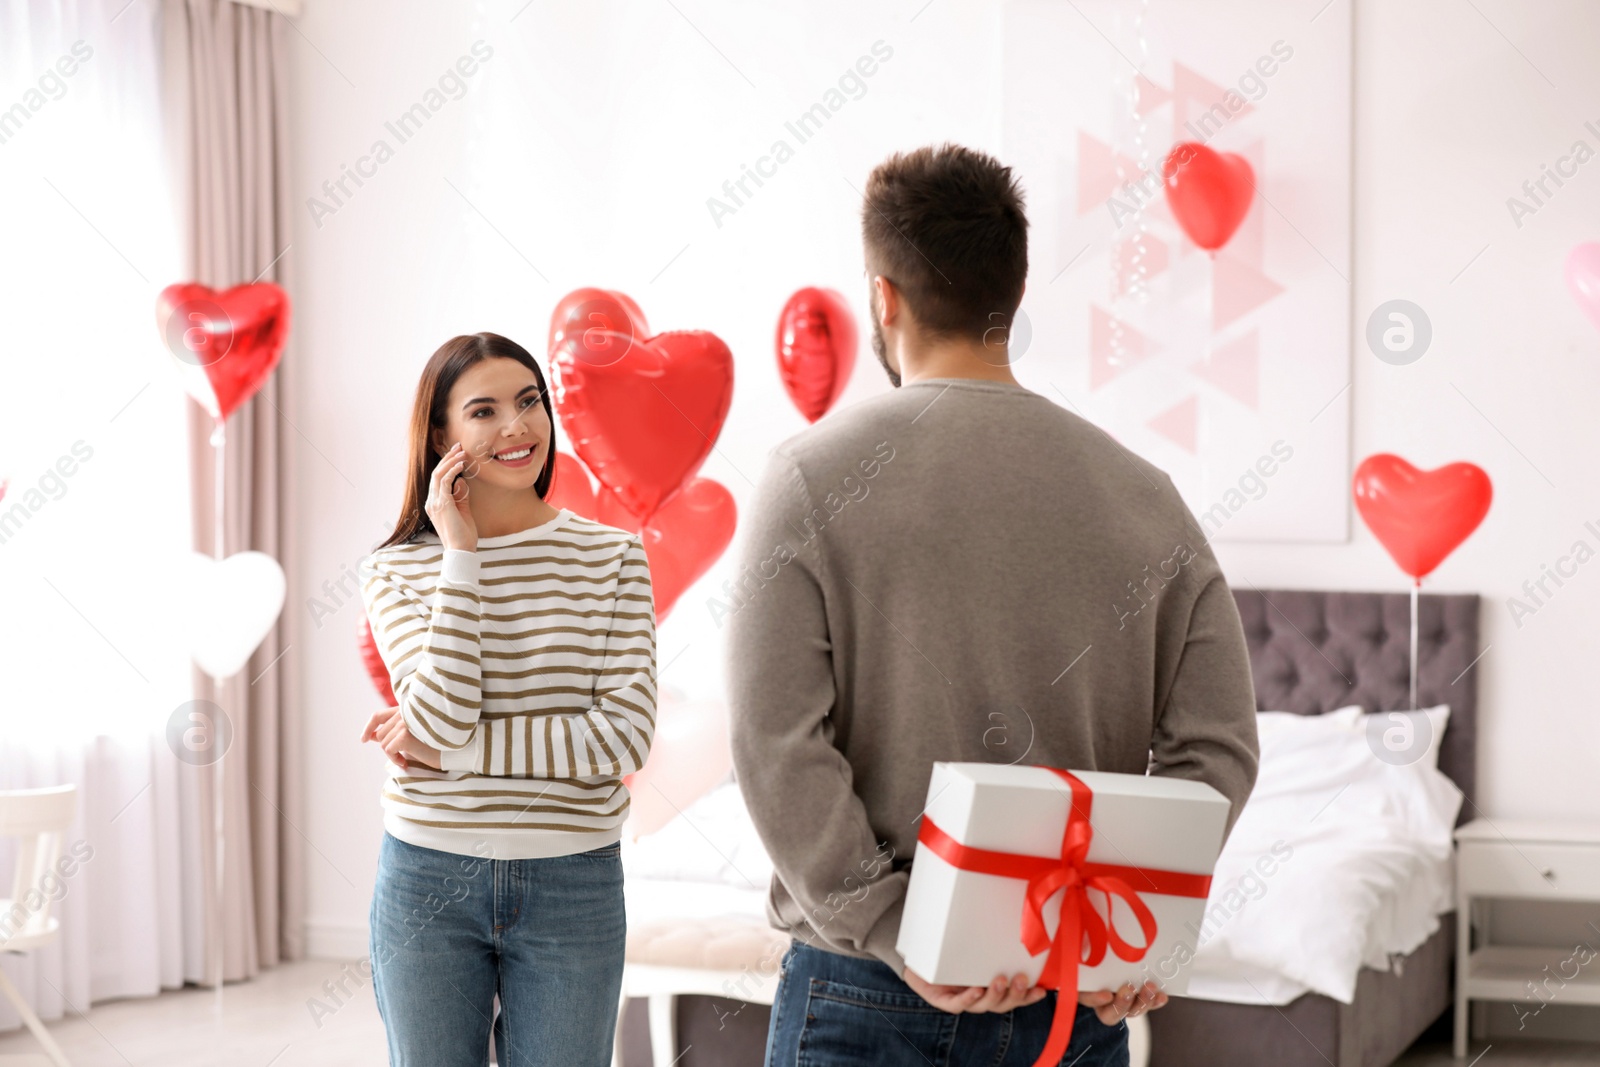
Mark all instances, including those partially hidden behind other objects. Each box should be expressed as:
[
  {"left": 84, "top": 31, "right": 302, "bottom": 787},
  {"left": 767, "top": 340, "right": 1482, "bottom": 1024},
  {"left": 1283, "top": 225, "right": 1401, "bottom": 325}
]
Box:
[{"left": 1453, "top": 818, "right": 1600, "bottom": 1058}]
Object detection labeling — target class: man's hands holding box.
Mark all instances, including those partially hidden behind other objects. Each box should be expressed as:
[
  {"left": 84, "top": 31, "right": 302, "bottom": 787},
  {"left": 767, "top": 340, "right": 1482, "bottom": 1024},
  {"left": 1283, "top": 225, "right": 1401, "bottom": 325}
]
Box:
[
  {"left": 901, "top": 966, "right": 1169, "bottom": 1023},
  {"left": 895, "top": 763, "right": 1228, "bottom": 1064}
]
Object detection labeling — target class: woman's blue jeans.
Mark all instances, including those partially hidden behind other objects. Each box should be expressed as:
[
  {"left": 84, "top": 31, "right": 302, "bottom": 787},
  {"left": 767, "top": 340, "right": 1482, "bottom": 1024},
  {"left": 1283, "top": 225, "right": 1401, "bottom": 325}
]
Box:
[
  {"left": 764, "top": 940, "right": 1130, "bottom": 1067},
  {"left": 369, "top": 831, "right": 626, "bottom": 1066}
]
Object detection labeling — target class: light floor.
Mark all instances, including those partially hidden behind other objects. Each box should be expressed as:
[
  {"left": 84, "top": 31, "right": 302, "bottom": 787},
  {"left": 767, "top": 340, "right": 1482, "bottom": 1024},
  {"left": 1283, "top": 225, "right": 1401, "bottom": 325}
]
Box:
[{"left": 0, "top": 958, "right": 1597, "bottom": 1066}]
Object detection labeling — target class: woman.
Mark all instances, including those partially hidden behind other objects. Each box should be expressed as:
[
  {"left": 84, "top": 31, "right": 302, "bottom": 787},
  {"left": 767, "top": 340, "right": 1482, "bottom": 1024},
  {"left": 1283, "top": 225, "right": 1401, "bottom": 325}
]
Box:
[{"left": 357, "top": 331, "right": 656, "bottom": 1066}]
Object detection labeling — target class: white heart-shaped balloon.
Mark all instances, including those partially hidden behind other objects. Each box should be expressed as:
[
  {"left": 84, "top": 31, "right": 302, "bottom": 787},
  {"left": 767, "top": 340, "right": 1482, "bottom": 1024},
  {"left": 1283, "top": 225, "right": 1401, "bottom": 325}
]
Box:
[{"left": 183, "top": 551, "right": 287, "bottom": 679}]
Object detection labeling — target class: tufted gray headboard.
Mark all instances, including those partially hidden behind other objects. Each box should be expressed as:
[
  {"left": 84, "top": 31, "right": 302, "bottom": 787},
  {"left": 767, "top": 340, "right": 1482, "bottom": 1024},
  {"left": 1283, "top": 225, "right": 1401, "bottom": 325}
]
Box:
[{"left": 1231, "top": 588, "right": 1480, "bottom": 825}]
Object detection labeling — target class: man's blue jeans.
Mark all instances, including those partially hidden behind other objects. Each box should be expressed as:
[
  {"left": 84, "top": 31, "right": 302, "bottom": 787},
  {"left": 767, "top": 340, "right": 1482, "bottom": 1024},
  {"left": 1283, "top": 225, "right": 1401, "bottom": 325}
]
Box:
[
  {"left": 764, "top": 940, "right": 1130, "bottom": 1067},
  {"left": 369, "top": 831, "right": 626, "bottom": 1066}
]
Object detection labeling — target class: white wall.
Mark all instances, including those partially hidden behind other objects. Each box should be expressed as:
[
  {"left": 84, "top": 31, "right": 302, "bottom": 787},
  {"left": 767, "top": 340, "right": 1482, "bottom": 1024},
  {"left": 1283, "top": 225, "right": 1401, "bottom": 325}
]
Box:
[
  {"left": 1222, "top": 0, "right": 1600, "bottom": 832},
  {"left": 290, "top": 0, "right": 1009, "bottom": 956},
  {"left": 286, "top": 0, "right": 1600, "bottom": 997}
]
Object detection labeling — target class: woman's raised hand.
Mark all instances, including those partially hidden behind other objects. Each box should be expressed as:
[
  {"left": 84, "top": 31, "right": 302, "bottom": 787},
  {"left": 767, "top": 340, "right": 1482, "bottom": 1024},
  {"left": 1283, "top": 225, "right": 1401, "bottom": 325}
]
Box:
[{"left": 427, "top": 442, "right": 478, "bottom": 552}]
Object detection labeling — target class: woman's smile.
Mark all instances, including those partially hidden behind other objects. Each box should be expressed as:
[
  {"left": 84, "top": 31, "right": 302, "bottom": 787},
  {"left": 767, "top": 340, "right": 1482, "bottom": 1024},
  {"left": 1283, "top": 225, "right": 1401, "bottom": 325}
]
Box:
[{"left": 489, "top": 443, "right": 538, "bottom": 468}]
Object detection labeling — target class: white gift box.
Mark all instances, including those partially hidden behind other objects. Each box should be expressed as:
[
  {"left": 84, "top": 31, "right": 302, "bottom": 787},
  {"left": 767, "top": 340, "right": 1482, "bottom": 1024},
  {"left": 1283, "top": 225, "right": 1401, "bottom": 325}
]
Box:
[{"left": 896, "top": 762, "right": 1230, "bottom": 994}]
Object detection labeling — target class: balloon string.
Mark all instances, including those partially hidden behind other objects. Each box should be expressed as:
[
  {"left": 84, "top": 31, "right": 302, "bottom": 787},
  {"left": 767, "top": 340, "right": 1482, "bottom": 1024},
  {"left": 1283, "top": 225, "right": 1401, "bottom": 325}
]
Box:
[
  {"left": 213, "top": 420, "right": 225, "bottom": 562},
  {"left": 211, "top": 419, "right": 226, "bottom": 1004},
  {"left": 1107, "top": 0, "right": 1152, "bottom": 364},
  {"left": 1409, "top": 579, "right": 1420, "bottom": 711},
  {"left": 1127, "top": 0, "right": 1151, "bottom": 306}
]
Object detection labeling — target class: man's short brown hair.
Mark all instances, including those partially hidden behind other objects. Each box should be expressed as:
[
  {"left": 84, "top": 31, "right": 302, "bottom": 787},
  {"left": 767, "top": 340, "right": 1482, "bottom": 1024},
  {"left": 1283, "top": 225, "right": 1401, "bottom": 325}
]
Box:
[{"left": 861, "top": 143, "right": 1029, "bottom": 341}]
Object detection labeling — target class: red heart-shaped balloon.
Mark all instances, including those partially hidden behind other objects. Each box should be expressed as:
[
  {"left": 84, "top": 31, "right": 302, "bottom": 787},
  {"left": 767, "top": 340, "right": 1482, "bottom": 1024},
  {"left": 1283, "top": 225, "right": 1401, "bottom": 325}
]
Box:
[
  {"left": 156, "top": 282, "right": 290, "bottom": 422},
  {"left": 356, "top": 615, "right": 397, "bottom": 705},
  {"left": 1353, "top": 454, "right": 1492, "bottom": 580},
  {"left": 598, "top": 477, "right": 737, "bottom": 622},
  {"left": 544, "top": 447, "right": 736, "bottom": 617},
  {"left": 552, "top": 329, "right": 734, "bottom": 522},
  {"left": 548, "top": 287, "right": 650, "bottom": 359},
  {"left": 540, "top": 453, "right": 736, "bottom": 622},
  {"left": 1162, "top": 143, "right": 1255, "bottom": 253},
  {"left": 545, "top": 450, "right": 599, "bottom": 517},
  {"left": 777, "top": 287, "right": 857, "bottom": 423}
]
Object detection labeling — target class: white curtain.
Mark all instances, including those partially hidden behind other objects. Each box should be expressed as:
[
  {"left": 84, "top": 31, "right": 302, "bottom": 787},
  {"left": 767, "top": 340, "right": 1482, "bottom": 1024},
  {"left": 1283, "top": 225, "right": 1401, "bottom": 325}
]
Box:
[{"left": 0, "top": 0, "right": 208, "bottom": 1029}]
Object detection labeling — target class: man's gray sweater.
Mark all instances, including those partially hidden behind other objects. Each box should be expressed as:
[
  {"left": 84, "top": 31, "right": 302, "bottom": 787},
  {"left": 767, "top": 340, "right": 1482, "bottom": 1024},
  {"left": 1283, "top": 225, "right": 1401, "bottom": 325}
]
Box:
[{"left": 724, "top": 376, "right": 1261, "bottom": 977}]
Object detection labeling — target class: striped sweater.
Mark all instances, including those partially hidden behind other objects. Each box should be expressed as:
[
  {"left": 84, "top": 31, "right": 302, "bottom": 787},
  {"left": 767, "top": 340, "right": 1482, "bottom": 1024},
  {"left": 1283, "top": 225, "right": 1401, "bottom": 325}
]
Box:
[{"left": 358, "top": 508, "right": 657, "bottom": 859}]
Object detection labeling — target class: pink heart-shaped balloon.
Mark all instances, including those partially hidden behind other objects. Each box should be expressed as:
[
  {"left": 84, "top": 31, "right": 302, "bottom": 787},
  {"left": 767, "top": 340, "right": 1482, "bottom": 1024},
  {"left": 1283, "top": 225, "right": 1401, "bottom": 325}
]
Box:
[
  {"left": 1566, "top": 242, "right": 1600, "bottom": 334},
  {"left": 622, "top": 692, "right": 731, "bottom": 836}
]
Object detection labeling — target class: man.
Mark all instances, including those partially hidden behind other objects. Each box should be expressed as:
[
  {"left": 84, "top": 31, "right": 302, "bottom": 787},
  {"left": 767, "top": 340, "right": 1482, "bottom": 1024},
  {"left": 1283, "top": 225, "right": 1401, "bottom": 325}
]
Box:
[{"left": 724, "top": 143, "right": 1260, "bottom": 1067}]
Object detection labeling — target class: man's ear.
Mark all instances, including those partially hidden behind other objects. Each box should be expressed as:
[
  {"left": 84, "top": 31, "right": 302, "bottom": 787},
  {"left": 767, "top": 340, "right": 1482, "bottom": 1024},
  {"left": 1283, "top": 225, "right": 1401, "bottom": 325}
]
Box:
[{"left": 873, "top": 275, "right": 899, "bottom": 326}]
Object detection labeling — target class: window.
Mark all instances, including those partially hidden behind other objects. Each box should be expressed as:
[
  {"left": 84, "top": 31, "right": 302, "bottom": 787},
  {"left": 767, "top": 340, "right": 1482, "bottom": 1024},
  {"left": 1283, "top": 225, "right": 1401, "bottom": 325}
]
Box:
[{"left": 0, "top": 0, "right": 193, "bottom": 744}]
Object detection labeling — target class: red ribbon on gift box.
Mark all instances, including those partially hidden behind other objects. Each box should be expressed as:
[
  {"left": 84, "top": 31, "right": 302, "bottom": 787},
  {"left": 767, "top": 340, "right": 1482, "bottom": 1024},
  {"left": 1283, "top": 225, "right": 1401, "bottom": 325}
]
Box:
[{"left": 914, "top": 767, "right": 1213, "bottom": 1067}]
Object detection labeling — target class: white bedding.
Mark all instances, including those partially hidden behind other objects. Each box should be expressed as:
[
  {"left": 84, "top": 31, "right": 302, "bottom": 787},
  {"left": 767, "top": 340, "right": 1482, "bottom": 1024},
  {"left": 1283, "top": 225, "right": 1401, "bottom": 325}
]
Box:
[
  {"left": 622, "top": 707, "right": 1464, "bottom": 1007},
  {"left": 621, "top": 780, "right": 772, "bottom": 929},
  {"left": 1184, "top": 704, "right": 1462, "bottom": 1005},
  {"left": 621, "top": 874, "right": 771, "bottom": 931}
]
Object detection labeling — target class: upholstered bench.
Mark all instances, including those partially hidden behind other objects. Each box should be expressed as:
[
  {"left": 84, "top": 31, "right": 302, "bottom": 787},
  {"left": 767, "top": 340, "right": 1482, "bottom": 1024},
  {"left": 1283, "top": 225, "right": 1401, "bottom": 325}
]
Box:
[{"left": 614, "top": 916, "right": 792, "bottom": 1067}]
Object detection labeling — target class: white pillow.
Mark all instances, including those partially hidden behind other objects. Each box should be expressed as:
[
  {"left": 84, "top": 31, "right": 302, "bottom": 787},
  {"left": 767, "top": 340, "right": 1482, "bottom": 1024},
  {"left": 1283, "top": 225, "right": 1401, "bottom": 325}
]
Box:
[
  {"left": 1256, "top": 704, "right": 1363, "bottom": 739},
  {"left": 1356, "top": 704, "right": 1450, "bottom": 769},
  {"left": 1255, "top": 703, "right": 1448, "bottom": 769}
]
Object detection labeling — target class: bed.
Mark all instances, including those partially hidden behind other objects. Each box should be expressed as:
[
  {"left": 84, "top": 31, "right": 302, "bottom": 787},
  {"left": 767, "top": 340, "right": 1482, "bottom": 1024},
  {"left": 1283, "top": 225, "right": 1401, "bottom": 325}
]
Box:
[
  {"left": 1146, "top": 587, "right": 1480, "bottom": 1067},
  {"left": 616, "top": 587, "right": 1482, "bottom": 1067}
]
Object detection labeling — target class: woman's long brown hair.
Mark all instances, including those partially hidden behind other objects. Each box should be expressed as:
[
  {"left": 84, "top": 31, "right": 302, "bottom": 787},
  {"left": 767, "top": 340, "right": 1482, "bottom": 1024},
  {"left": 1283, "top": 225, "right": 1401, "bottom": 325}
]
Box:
[{"left": 375, "top": 332, "right": 559, "bottom": 550}]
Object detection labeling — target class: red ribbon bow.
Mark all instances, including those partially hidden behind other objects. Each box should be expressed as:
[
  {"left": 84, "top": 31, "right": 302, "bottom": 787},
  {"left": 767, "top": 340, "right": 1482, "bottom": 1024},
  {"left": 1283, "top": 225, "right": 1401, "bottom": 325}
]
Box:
[{"left": 915, "top": 768, "right": 1212, "bottom": 1067}]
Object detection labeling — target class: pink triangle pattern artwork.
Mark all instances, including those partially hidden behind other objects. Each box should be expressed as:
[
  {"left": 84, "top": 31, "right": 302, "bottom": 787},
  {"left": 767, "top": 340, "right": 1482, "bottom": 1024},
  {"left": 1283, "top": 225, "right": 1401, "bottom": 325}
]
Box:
[
  {"left": 1146, "top": 394, "right": 1199, "bottom": 454},
  {"left": 1212, "top": 251, "right": 1285, "bottom": 332},
  {"left": 1190, "top": 330, "right": 1260, "bottom": 409},
  {"left": 1003, "top": 0, "right": 1352, "bottom": 542},
  {"left": 1223, "top": 140, "right": 1267, "bottom": 268},
  {"left": 1090, "top": 305, "right": 1160, "bottom": 390},
  {"left": 1112, "top": 233, "right": 1170, "bottom": 301},
  {"left": 1172, "top": 62, "right": 1255, "bottom": 129},
  {"left": 1133, "top": 73, "right": 1173, "bottom": 116},
  {"left": 1076, "top": 131, "right": 1142, "bottom": 216},
  {"left": 1064, "top": 54, "right": 1310, "bottom": 473}
]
